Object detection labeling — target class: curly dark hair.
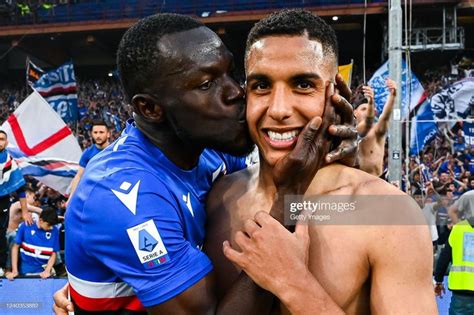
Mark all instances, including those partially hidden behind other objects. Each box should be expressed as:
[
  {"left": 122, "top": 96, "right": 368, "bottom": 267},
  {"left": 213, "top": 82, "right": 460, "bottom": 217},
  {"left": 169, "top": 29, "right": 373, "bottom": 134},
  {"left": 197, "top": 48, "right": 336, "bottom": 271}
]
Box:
[
  {"left": 117, "top": 13, "right": 204, "bottom": 102},
  {"left": 245, "top": 9, "right": 338, "bottom": 63}
]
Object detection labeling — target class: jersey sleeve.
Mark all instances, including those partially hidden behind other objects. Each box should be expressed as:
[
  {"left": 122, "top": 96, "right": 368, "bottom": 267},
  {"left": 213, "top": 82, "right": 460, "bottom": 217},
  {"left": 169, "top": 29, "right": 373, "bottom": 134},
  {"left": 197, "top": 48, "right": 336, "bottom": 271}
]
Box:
[
  {"left": 78, "top": 148, "right": 90, "bottom": 168},
  {"left": 84, "top": 169, "right": 213, "bottom": 308},
  {"left": 217, "top": 152, "right": 247, "bottom": 174}
]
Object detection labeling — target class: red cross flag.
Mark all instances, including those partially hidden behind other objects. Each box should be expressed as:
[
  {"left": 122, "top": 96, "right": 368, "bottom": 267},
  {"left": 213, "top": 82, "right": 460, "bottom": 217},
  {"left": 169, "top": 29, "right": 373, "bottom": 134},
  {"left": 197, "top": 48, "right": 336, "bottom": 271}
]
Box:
[{"left": 1, "top": 91, "right": 82, "bottom": 195}]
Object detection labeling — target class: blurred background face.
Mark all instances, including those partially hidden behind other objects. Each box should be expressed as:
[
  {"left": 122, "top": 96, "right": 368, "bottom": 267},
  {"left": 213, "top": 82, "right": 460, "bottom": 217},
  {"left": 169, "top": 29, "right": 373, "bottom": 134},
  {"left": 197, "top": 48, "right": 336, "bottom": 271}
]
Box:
[
  {"left": 0, "top": 133, "right": 8, "bottom": 151},
  {"left": 91, "top": 125, "right": 110, "bottom": 146},
  {"left": 245, "top": 35, "right": 337, "bottom": 166},
  {"left": 354, "top": 103, "right": 368, "bottom": 124}
]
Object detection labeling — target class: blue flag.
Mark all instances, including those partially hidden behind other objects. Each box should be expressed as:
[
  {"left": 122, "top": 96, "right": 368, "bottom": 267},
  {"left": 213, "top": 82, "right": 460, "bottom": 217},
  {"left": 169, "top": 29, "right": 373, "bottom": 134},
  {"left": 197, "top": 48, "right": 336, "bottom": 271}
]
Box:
[
  {"left": 409, "top": 98, "right": 438, "bottom": 155},
  {"left": 463, "top": 121, "right": 474, "bottom": 147},
  {"left": 0, "top": 150, "right": 26, "bottom": 197},
  {"left": 368, "top": 59, "right": 424, "bottom": 118},
  {"left": 32, "top": 61, "right": 79, "bottom": 123}
]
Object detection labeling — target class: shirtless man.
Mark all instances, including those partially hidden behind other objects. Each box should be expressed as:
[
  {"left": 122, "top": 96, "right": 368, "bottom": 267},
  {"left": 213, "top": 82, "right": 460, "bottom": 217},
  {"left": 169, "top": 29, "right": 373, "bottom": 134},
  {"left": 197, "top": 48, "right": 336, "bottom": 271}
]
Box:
[
  {"left": 353, "top": 79, "right": 397, "bottom": 176},
  {"left": 206, "top": 10, "right": 437, "bottom": 314},
  {"left": 7, "top": 188, "right": 42, "bottom": 234}
]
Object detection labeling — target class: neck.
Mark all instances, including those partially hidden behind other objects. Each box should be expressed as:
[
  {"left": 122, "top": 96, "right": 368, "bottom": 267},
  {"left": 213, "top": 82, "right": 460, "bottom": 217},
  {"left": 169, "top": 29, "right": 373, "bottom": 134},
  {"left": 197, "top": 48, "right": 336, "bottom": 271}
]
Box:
[
  {"left": 256, "top": 156, "right": 278, "bottom": 199},
  {"left": 135, "top": 115, "right": 203, "bottom": 170},
  {"left": 95, "top": 142, "right": 109, "bottom": 150}
]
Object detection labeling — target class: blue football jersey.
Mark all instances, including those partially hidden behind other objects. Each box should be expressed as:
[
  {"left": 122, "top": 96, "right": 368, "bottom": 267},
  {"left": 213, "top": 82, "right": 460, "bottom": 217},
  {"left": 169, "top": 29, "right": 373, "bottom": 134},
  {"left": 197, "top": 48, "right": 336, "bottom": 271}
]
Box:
[
  {"left": 15, "top": 223, "right": 60, "bottom": 274},
  {"left": 65, "top": 121, "right": 246, "bottom": 311},
  {"left": 79, "top": 144, "right": 103, "bottom": 168}
]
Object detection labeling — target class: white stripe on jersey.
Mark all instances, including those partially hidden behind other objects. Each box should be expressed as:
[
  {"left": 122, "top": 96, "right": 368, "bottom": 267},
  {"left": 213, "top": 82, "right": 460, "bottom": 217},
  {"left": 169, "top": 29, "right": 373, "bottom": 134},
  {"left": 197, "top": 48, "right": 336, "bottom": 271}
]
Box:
[
  {"left": 68, "top": 271, "right": 135, "bottom": 298},
  {"left": 20, "top": 248, "right": 50, "bottom": 260}
]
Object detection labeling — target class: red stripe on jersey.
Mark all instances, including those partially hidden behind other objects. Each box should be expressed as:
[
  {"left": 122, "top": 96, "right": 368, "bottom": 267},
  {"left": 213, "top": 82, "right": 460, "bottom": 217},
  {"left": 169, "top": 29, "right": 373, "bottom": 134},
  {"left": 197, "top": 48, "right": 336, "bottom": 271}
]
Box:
[
  {"left": 70, "top": 285, "right": 145, "bottom": 312},
  {"left": 20, "top": 243, "right": 54, "bottom": 256}
]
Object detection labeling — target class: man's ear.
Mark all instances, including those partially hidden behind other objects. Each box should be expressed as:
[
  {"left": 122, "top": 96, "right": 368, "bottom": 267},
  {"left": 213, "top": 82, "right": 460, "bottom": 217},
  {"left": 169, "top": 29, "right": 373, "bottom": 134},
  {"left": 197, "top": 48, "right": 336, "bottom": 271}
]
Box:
[{"left": 131, "top": 94, "right": 164, "bottom": 123}]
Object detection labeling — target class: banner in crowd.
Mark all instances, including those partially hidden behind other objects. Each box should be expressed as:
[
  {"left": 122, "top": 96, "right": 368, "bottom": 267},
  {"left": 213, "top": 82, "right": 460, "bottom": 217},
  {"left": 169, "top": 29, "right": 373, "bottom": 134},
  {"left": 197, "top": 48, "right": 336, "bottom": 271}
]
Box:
[
  {"left": 32, "top": 61, "right": 79, "bottom": 123},
  {"left": 463, "top": 121, "right": 474, "bottom": 146},
  {"left": 409, "top": 97, "right": 438, "bottom": 155},
  {"left": 338, "top": 60, "right": 353, "bottom": 88},
  {"left": 368, "top": 59, "right": 424, "bottom": 118},
  {"left": 430, "top": 78, "right": 474, "bottom": 122},
  {"left": 26, "top": 59, "right": 44, "bottom": 86},
  {"left": 1, "top": 91, "right": 82, "bottom": 195}
]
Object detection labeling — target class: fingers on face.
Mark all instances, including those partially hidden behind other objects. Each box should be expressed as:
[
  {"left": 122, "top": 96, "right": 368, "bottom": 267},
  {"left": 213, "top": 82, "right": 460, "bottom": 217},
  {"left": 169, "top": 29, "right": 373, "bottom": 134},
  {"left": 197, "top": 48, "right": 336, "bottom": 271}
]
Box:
[
  {"left": 328, "top": 125, "right": 357, "bottom": 139},
  {"left": 335, "top": 73, "right": 352, "bottom": 101},
  {"left": 331, "top": 93, "right": 354, "bottom": 124}
]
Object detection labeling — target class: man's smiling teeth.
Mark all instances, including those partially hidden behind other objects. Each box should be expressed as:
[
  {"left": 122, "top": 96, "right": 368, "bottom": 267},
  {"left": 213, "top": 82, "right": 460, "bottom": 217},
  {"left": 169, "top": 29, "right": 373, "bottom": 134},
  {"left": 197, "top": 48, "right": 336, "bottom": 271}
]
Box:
[{"left": 267, "top": 130, "right": 298, "bottom": 141}]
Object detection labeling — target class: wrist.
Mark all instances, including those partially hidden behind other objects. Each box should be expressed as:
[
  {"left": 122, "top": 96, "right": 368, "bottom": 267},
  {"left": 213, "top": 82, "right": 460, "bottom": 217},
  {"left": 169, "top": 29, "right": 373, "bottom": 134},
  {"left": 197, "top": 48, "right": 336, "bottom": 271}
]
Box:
[{"left": 276, "top": 268, "right": 313, "bottom": 313}]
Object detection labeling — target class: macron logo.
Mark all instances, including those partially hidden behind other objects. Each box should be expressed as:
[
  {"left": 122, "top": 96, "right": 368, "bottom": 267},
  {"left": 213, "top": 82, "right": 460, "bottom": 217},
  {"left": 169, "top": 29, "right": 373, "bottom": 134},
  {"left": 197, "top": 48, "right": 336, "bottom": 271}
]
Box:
[
  {"left": 111, "top": 180, "right": 140, "bottom": 215},
  {"left": 182, "top": 192, "right": 194, "bottom": 217}
]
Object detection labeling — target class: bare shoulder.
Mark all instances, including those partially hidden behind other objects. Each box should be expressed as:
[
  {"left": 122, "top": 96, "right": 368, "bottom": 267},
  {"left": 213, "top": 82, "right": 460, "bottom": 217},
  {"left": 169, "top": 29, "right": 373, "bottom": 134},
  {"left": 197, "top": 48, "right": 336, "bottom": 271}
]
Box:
[
  {"left": 312, "top": 164, "right": 431, "bottom": 254},
  {"left": 350, "top": 170, "right": 433, "bottom": 269},
  {"left": 206, "top": 163, "right": 259, "bottom": 216}
]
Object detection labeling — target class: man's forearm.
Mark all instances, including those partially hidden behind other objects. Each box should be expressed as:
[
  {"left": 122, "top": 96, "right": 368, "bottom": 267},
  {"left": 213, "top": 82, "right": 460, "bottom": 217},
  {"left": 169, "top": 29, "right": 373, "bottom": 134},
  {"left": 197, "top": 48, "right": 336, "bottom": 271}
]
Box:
[
  {"left": 27, "top": 205, "right": 43, "bottom": 214},
  {"left": 45, "top": 253, "right": 56, "bottom": 273},
  {"left": 277, "top": 269, "right": 344, "bottom": 315},
  {"left": 217, "top": 272, "right": 273, "bottom": 314},
  {"left": 11, "top": 245, "right": 19, "bottom": 273},
  {"left": 19, "top": 198, "right": 28, "bottom": 218},
  {"left": 68, "top": 174, "right": 81, "bottom": 199},
  {"left": 434, "top": 243, "right": 451, "bottom": 283}
]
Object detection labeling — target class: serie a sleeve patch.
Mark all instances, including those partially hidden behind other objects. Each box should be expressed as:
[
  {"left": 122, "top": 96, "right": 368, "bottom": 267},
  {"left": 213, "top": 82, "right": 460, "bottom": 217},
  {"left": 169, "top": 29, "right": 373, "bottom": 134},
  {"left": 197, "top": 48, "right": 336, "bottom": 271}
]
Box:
[{"left": 127, "top": 220, "right": 170, "bottom": 269}]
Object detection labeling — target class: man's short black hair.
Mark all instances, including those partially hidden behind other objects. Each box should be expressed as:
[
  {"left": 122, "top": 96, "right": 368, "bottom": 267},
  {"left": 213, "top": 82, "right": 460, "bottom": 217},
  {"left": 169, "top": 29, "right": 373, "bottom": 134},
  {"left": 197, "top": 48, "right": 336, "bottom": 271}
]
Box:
[
  {"left": 0, "top": 130, "right": 7, "bottom": 138},
  {"left": 40, "top": 207, "right": 58, "bottom": 226},
  {"left": 245, "top": 9, "right": 338, "bottom": 63},
  {"left": 117, "top": 13, "right": 204, "bottom": 102},
  {"left": 92, "top": 120, "right": 109, "bottom": 129}
]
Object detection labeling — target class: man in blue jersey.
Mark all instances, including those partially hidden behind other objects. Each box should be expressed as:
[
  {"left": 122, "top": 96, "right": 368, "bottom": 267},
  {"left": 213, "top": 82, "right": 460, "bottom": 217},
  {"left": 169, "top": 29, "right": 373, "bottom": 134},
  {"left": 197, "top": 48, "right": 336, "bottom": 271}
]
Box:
[
  {"left": 56, "top": 13, "right": 357, "bottom": 315},
  {"left": 6, "top": 207, "right": 59, "bottom": 280},
  {"left": 67, "top": 120, "right": 111, "bottom": 201},
  {"left": 0, "top": 130, "right": 30, "bottom": 277}
]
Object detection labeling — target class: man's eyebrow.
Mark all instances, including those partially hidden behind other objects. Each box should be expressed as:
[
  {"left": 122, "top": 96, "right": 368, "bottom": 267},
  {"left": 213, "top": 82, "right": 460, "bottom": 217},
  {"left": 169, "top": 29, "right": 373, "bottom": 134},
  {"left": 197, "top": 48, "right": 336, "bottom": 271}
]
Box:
[
  {"left": 289, "top": 73, "right": 323, "bottom": 81},
  {"left": 246, "top": 74, "right": 269, "bottom": 82}
]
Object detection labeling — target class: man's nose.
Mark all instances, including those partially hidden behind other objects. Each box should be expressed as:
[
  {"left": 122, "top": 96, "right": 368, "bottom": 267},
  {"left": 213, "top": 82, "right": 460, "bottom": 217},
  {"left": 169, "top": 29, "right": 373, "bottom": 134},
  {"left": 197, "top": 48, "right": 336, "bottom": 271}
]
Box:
[
  {"left": 267, "top": 85, "right": 293, "bottom": 121},
  {"left": 224, "top": 76, "right": 245, "bottom": 104}
]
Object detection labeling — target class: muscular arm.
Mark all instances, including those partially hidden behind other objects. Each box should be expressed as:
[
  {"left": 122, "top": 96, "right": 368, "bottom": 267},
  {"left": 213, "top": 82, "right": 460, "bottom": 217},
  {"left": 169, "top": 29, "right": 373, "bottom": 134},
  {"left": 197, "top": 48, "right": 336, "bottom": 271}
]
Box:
[{"left": 369, "top": 216, "right": 437, "bottom": 313}]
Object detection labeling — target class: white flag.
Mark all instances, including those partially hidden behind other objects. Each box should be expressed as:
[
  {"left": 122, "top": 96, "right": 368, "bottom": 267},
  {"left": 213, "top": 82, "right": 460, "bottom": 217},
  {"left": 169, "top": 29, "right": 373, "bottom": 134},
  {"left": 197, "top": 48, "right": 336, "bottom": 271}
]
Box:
[{"left": 1, "top": 91, "right": 82, "bottom": 195}]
